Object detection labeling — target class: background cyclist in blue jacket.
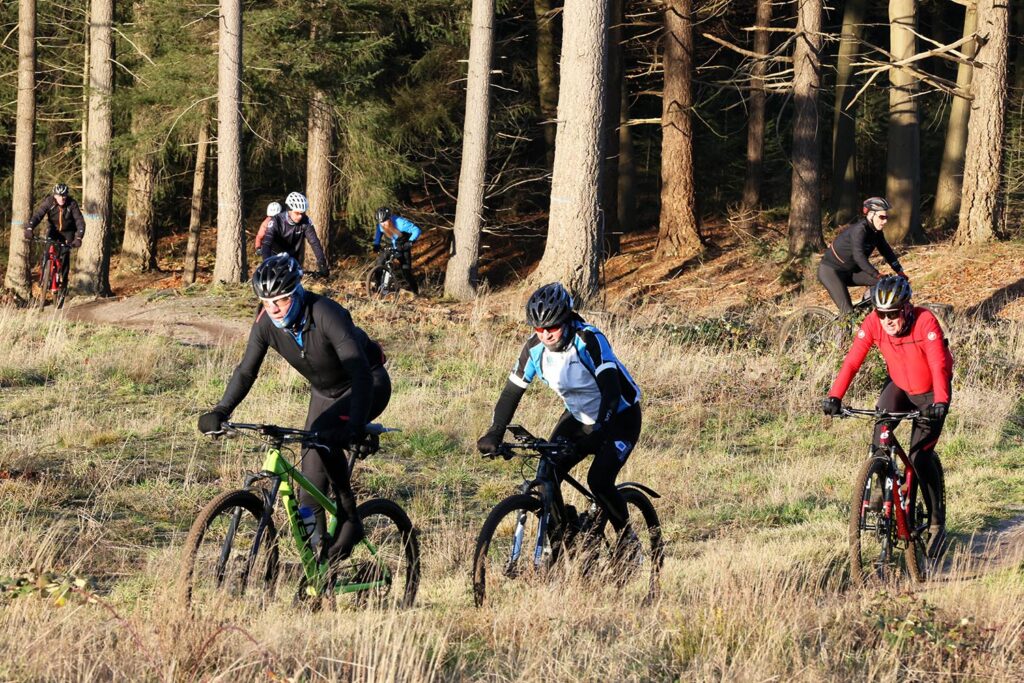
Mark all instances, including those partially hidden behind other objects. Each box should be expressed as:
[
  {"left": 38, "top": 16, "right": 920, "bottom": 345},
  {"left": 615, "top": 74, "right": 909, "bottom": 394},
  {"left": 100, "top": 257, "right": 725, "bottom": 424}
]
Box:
[
  {"left": 373, "top": 206, "right": 421, "bottom": 295},
  {"left": 477, "top": 282, "right": 643, "bottom": 558}
]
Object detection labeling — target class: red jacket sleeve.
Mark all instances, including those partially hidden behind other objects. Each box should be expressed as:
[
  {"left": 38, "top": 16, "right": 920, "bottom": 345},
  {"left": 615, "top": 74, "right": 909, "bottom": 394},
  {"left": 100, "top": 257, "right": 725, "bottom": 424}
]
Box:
[
  {"left": 829, "top": 315, "right": 877, "bottom": 399},
  {"left": 917, "top": 311, "right": 952, "bottom": 404}
]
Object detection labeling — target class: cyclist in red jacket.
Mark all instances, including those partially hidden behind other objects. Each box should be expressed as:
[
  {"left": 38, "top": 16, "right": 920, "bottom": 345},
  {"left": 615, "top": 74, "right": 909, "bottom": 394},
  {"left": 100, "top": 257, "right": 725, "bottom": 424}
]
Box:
[{"left": 822, "top": 275, "right": 954, "bottom": 558}]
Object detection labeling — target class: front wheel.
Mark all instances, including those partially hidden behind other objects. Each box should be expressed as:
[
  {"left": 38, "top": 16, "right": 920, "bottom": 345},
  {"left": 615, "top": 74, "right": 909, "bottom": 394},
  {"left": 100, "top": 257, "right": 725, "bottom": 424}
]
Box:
[
  {"left": 777, "top": 306, "right": 845, "bottom": 354},
  {"left": 339, "top": 498, "right": 419, "bottom": 609},
  {"left": 365, "top": 266, "right": 399, "bottom": 301},
  {"left": 472, "top": 493, "right": 545, "bottom": 607},
  {"left": 34, "top": 257, "right": 53, "bottom": 309},
  {"left": 849, "top": 457, "right": 896, "bottom": 586},
  {"left": 178, "top": 489, "right": 279, "bottom": 610}
]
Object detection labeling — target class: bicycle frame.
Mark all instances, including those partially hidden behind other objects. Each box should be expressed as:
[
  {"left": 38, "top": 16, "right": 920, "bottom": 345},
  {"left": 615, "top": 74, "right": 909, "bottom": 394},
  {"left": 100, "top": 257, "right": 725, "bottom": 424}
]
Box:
[
  {"left": 35, "top": 239, "right": 69, "bottom": 293},
  {"left": 873, "top": 423, "right": 922, "bottom": 544}
]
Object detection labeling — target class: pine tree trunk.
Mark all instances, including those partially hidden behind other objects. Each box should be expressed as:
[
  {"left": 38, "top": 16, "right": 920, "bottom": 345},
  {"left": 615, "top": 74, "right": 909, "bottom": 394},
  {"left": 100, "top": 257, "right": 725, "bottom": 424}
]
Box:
[
  {"left": 931, "top": 5, "right": 978, "bottom": 232},
  {"left": 786, "top": 0, "right": 824, "bottom": 256},
  {"left": 81, "top": 12, "right": 89, "bottom": 200},
  {"left": 601, "top": 0, "right": 624, "bottom": 256},
  {"left": 183, "top": 116, "right": 210, "bottom": 285},
  {"left": 656, "top": 0, "right": 701, "bottom": 262},
  {"left": 213, "top": 0, "right": 246, "bottom": 283},
  {"left": 445, "top": 0, "right": 493, "bottom": 300},
  {"left": 955, "top": 0, "right": 1009, "bottom": 245},
  {"left": 533, "top": 0, "right": 609, "bottom": 300},
  {"left": 4, "top": 0, "right": 36, "bottom": 299},
  {"left": 831, "top": 0, "right": 865, "bottom": 226},
  {"left": 617, "top": 87, "right": 637, "bottom": 237},
  {"left": 120, "top": 114, "right": 158, "bottom": 272},
  {"left": 73, "top": 0, "right": 114, "bottom": 296},
  {"left": 535, "top": 0, "right": 559, "bottom": 169},
  {"left": 885, "top": 0, "right": 923, "bottom": 244},
  {"left": 305, "top": 86, "right": 333, "bottom": 268},
  {"left": 738, "top": 0, "right": 772, "bottom": 231}
]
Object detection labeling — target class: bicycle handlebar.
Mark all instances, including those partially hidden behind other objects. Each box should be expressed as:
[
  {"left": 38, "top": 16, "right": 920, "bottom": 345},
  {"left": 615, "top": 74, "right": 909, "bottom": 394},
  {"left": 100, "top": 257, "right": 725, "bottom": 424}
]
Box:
[
  {"left": 839, "top": 406, "right": 921, "bottom": 421},
  {"left": 481, "top": 424, "right": 575, "bottom": 461},
  {"left": 212, "top": 421, "right": 398, "bottom": 444},
  {"left": 31, "top": 238, "right": 72, "bottom": 250}
]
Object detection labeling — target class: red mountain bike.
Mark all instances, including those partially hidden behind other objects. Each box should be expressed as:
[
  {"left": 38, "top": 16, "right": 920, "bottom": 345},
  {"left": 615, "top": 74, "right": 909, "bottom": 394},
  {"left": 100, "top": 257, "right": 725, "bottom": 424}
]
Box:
[{"left": 32, "top": 239, "right": 72, "bottom": 309}]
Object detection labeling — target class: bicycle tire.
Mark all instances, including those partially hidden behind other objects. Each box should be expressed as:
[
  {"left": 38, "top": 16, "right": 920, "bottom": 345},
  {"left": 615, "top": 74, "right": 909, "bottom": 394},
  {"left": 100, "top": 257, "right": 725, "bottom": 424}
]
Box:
[
  {"left": 55, "top": 270, "right": 68, "bottom": 310},
  {"left": 777, "top": 306, "right": 845, "bottom": 354},
  {"left": 588, "top": 488, "right": 664, "bottom": 604},
  {"left": 472, "top": 493, "right": 544, "bottom": 607},
  {"left": 365, "top": 266, "right": 399, "bottom": 301},
  {"left": 34, "top": 256, "right": 52, "bottom": 309},
  {"left": 849, "top": 456, "right": 897, "bottom": 585},
  {"left": 342, "top": 498, "right": 420, "bottom": 609},
  {"left": 905, "top": 453, "right": 944, "bottom": 582},
  {"left": 178, "top": 489, "right": 279, "bottom": 609}
]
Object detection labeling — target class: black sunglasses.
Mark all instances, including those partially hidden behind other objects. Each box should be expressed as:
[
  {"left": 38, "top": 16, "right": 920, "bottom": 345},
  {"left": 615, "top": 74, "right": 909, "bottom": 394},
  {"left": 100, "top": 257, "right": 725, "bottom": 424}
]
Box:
[{"left": 877, "top": 309, "right": 902, "bottom": 320}]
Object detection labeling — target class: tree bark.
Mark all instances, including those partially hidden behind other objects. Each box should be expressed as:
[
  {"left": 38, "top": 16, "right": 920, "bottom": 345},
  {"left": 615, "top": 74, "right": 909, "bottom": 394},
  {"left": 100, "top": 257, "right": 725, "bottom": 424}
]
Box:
[
  {"left": 535, "top": 0, "right": 559, "bottom": 169},
  {"left": 445, "top": 0, "right": 493, "bottom": 300},
  {"left": 738, "top": 0, "right": 772, "bottom": 231},
  {"left": 305, "top": 86, "right": 333, "bottom": 268},
  {"left": 81, "top": 11, "right": 89, "bottom": 200},
  {"left": 931, "top": 5, "right": 978, "bottom": 232},
  {"left": 831, "top": 0, "right": 865, "bottom": 226},
  {"left": 73, "top": 0, "right": 114, "bottom": 296},
  {"left": 786, "top": 0, "right": 824, "bottom": 256},
  {"left": 885, "top": 0, "right": 923, "bottom": 244},
  {"left": 533, "top": 0, "right": 609, "bottom": 300},
  {"left": 4, "top": 0, "right": 36, "bottom": 298},
  {"left": 213, "top": 0, "right": 246, "bottom": 283},
  {"left": 617, "top": 87, "right": 637, "bottom": 237},
  {"left": 120, "top": 114, "right": 158, "bottom": 272},
  {"left": 955, "top": 0, "right": 1009, "bottom": 245},
  {"left": 656, "top": 0, "right": 701, "bottom": 262},
  {"left": 601, "top": 0, "right": 624, "bottom": 256},
  {"left": 183, "top": 116, "right": 211, "bottom": 285}
]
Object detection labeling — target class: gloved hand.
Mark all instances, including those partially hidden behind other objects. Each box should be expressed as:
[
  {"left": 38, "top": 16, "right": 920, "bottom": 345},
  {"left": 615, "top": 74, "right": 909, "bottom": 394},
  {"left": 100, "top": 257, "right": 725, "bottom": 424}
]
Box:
[
  {"left": 70, "top": 238, "right": 82, "bottom": 248},
  {"left": 198, "top": 410, "right": 227, "bottom": 435},
  {"left": 922, "top": 402, "right": 948, "bottom": 421},
  {"left": 321, "top": 426, "right": 354, "bottom": 453},
  {"left": 477, "top": 428, "right": 504, "bottom": 455},
  {"left": 822, "top": 397, "right": 842, "bottom": 416},
  {"left": 350, "top": 432, "right": 380, "bottom": 459},
  {"left": 23, "top": 228, "right": 33, "bottom": 241}
]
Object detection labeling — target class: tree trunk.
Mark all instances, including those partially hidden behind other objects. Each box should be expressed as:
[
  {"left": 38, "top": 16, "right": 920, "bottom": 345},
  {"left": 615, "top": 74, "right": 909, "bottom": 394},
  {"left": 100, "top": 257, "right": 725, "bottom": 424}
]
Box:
[
  {"left": 533, "top": 0, "right": 609, "bottom": 300},
  {"left": 183, "top": 116, "right": 211, "bottom": 285},
  {"left": 81, "top": 11, "right": 89, "bottom": 200},
  {"left": 4, "top": 0, "right": 36, "bottom": 299},
  {"left": 120, "top": 114, "right": 158, "bottom": 272},
  {"left": 445, "top": 0, "right": 493, "bottom": 300},
  {"left": 305, "top": 86, "right": 333, "bottom": 267},
  {"left": 738, "top": 0, "right": 772, "bottom": 231},
  {"left": 213, "top": 0, "right": 246, "bottom": 283},
  {"left": 885, "top": 0, "right": 923, "bottom": 244},
  {"left": 656, "top": 0, "right": 701, "bottom": 262},
  {"left": 955, "top": 0, "right": 1009, "bottom": 245},
  {"left": 617, "top": 87, "right": 637, "bottom": 237},
  {"left": 831, "top": 0, "right": 865, "bottom": 226},
  {"left": 73, "top": 0, "right": 114, "bottom": 296},
  {"left": 931, "top": 5, "right": 978, "bottom": 232},
  {"left": 787, "top": 0, "right": 824, "bottom": 256},
  {"left": 601, "top": 0, "right": 624, "bottom": 256},
  {"left": 535, "top": 0, "right": 559, "bottom": 169}
]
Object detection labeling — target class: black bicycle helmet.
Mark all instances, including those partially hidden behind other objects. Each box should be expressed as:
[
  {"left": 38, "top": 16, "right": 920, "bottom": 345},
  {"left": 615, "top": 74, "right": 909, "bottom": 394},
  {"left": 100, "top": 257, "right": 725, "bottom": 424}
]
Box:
[
  {"left": 53, "top": 183, "right": 69, "bottom": 197},
  {"left": 873, "top": 275, "right": 912, "bottom": 311},
  {"left": 375, "top": 207, "right": 392, "bottom": 224},
  {"left": 252, "top": 253, "right": 303, "bottom": 299},
  {"left": 862, "top": 196, "right": 891, "bottom": 214},
  {"left": 526, "top": 282, "right": 574, "bottom": 328}
]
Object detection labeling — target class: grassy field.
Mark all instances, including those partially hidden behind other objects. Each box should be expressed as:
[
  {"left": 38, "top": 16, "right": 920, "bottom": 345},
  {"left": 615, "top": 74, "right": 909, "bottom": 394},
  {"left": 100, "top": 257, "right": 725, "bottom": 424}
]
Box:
[{"left": 1, "top": 289, "right": 1023, "bottom": 681}]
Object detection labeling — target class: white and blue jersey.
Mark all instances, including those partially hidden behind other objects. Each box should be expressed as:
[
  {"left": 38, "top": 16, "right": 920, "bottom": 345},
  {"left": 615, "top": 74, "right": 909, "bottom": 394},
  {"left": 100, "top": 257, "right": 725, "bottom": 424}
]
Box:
[
  {"left": 508, "top": 322, "right": 640, "bottom": 425},
  {"left": 373, "top": 216, "right": 421, "bottom": 248}
]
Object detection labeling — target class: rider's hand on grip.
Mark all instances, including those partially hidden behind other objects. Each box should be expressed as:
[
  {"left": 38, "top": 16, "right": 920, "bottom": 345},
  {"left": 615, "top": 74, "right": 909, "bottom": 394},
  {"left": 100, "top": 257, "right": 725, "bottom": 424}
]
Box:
[
  {"left": 822, "top": 397, "right": 842, "bottom": 416},
  {"left": 22, "top": 228, "right": 33, "bottom": 241},
  {"left": 198, "top": 410, "right": 227, "bottom": 435},
  {"left": 70, "top": 238, "right": 82, "bottom": 248},
  {"left": 922, "top": 402, "right": 948, "bottom": 421},
  {"left": 477, "top": 429, "right": 502, "bottom": 456}
]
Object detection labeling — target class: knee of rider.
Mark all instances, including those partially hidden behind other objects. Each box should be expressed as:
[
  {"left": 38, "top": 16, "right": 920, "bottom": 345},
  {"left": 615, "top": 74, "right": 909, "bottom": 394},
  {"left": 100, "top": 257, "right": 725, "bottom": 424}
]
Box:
[{"left": 587, "top": 468, "right": 616, "bottom": 499}]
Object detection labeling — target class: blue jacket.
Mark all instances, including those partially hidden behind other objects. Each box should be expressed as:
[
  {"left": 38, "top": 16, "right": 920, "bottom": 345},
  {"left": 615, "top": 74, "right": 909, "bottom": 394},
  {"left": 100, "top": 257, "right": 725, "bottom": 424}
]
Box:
[{"left": 373, "top": 215, "right": 421, "bottom": 248}]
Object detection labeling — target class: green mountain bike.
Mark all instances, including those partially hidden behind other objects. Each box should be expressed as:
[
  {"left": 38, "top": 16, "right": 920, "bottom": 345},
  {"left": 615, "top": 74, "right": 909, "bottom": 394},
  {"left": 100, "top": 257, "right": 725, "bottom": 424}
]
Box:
[{"left": 179, "top": 422, "right": 419, "bottom": 610}]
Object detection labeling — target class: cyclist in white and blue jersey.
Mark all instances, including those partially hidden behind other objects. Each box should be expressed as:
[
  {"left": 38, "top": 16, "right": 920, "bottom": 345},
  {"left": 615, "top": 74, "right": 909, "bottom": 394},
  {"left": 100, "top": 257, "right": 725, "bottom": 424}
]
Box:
[{"left": 477, "top": 282, "right": 643, "bottom": 551}]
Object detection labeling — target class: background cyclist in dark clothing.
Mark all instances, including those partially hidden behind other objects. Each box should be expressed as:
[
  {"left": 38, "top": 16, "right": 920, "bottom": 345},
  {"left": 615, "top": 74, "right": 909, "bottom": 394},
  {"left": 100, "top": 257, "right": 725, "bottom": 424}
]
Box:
[
  {"left": 819, "top": 196, "right": 906, "bottom": 316},
  {"left": 260, "top": 192, "right": 329, "bottom": 277},
  {"left": 24, "top": 183, "right": 86, "bottom": 284},
  {"left": 198, "top": 254, "right": 389, "bottom": 564}
]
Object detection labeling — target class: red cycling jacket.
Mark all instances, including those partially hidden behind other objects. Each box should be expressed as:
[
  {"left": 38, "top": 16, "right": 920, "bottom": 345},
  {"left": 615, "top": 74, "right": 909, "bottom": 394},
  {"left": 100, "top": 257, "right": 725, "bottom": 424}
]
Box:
[{"left": 829, "top": 307, "right": 953, "bottom": 403}]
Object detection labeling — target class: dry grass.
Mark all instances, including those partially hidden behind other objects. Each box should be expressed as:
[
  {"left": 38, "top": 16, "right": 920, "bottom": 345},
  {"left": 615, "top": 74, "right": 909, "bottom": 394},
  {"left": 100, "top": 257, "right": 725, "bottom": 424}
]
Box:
[{"left": 1, "top": 294, "right": 1023, "bottom": 681}]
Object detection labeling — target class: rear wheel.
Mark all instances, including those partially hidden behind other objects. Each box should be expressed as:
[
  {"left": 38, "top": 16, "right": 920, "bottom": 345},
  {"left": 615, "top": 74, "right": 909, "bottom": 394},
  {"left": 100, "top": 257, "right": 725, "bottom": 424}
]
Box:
[
  {"left": 849, "top": 457, "right": 896, "bottom": 585},
  {"left": 590, "top": 488, "right": 664, "bottom": 603},
  {"left": 338, "top": 498, "right": 419, "bottom": 609},
  {"left": 473, "top": 493, "right": 545, "bottom": 607},
  {"left": 905, "top": 454, "right": 944, "bottom": 582},
  {"left": 778, "top": 306, "right": 845, "bottom": 354}
]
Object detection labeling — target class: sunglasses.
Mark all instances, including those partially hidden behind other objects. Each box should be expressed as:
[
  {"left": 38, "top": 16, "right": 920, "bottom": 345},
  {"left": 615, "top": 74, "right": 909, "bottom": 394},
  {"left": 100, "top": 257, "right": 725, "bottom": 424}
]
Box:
[
  {"left": 876, "top": 214, "right": 889, "bottom": 221},
  {"left": 260, "top": 293, "right": 293, "bottom": 306},
  {"left": 877, "top": 309, "right": 902, "bottom": 320},
  {"left": 534, "top": 325, "right": 561, "bottom": 333}
]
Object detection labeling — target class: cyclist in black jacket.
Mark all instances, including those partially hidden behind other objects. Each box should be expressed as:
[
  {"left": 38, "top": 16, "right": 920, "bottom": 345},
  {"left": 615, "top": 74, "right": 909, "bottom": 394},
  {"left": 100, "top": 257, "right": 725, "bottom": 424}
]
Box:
[
  {"left": 260, "top": 192, "right": 329, "bottom": 276},
  {"left": 198, "top": 254, "right": 389, "bottom": 564},
  {"left": 24, "top": 183, "right": 86, "bottom": 284},
  {"left": 818, "top": 196, "right": 906, "bottom": 315}
]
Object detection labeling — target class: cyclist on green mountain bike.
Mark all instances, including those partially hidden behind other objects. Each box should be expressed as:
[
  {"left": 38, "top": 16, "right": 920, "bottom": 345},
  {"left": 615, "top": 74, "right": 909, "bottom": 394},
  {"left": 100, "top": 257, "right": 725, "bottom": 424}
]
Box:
[
  {"left": 23, "top": 183, "right": 86, "bottom": 284},
  {"left": 477, "top": 282, "right": 643, "bottom": 557},
  {"left": 822, "top": 275, "right": 954, "bottom": 558},
  {"left": 198, "top": 253, "right": 390, "bottom": 565},
  {"left": 819, "top": 197, "right": 906, "bottom": 316}
]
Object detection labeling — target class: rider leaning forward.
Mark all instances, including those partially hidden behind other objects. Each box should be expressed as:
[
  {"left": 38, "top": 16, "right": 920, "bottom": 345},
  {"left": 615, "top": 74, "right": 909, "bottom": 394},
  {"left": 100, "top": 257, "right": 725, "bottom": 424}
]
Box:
[{"left": 23, "top": 183, "right": 86, "bottom": 284}]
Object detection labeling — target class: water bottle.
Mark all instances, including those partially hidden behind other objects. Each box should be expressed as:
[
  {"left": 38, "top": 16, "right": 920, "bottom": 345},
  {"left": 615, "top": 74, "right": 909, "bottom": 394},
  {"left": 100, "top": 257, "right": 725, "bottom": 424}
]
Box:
[{"left": 297, "top": 505, "right": 320, "bottom": 549}]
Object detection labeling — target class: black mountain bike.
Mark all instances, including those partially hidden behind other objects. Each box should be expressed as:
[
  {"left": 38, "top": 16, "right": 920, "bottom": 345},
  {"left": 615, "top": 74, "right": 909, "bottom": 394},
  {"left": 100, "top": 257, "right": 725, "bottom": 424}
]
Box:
[
  {"left": 365, "top": 246, "right": 408, "bottom": 300},
  {"left": 472, "top": 425, "right": 664, "bottom": 607},
  {"left": 32, "top": 238, "right": 72, "bottom": 309}
]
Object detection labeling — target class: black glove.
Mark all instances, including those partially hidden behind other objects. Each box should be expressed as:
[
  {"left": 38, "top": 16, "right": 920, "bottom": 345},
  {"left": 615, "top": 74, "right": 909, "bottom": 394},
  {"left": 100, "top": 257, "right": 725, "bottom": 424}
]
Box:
[
  {"left": 321, "top": 426, "right": 354, "bottom": 453},
  {"left": 373, "top": 244, "right": 381, "bottom": 254},
  {"left": 922, "top": 402, "right": 948, "bottom": 421},
  {"left": 23, "top": 228, "right": 33, "bottom": 241},
  {"left": 477, "top": 428, "right": 504, "bottom": 455},
  {"left": 70, "top": 238, "right": 82, "bottom": 248},
  {"left": 822, "top": 397, "right": 842, "bottom": 416},
  {"left": 350, "top": 432, "right": 380, "bottom": 459},
  {"left": 198, "top": 410, "right": 227, "bottom": 435}
]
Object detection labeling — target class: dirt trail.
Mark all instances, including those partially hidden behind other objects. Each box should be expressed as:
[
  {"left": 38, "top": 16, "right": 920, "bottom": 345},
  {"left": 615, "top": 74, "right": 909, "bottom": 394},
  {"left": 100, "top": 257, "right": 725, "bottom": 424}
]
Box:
[{"left": 951, "top": 511, "right": 1024, "bottom": 579}]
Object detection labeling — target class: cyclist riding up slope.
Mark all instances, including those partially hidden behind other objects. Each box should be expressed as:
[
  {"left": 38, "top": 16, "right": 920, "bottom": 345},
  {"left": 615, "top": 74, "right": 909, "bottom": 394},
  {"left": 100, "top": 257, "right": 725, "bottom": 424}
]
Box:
[
  {"left": 822, "top": 275, "right": 954, "bottom": 558},
  {"left": 198, "top": 254, "right": 390, "bottom": 565},
  {"left": 373, "top": 207, "right": 421, "bottom": 295},
  {"left": 477, "top": 282, "right": 643, "bottom": 559},
  {"left": 24, "top": 183, "right": 86, "bottom": 285}
]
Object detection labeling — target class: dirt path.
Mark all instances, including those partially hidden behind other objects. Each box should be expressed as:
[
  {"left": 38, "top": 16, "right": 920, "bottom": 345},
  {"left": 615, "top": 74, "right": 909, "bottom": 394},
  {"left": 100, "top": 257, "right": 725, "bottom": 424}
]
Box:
[{"left": 953, "top": 511, "right": 1024, "bottom": 578}]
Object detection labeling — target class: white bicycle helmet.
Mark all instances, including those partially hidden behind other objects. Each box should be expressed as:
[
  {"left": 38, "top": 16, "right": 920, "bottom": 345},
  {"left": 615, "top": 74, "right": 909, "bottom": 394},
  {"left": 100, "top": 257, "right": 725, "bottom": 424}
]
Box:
[
  {"left": 285, "top": 192, "right": 308, "bottom": 213},
  {"left": 266, "top": 201, "right": 282, "bottom": 217}
]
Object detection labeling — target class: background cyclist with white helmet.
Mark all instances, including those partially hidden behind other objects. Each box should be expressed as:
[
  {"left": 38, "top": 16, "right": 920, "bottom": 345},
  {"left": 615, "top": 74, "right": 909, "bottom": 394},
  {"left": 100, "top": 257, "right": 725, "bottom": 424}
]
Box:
[
  {"left": 260, "top": 192, "right": 329, "bottom": 277},
  {"left": 822, "top": 275, "right": 954, "bottom": 558},
  {"left": 23, "top": 183, "right": 86, "bottom": 285},
  {"left": 477, "top": 283, "right": 643, "bottom": 558},
  {"left": 254, "top": 201, "right": 282, "bottom": 254},
  {"left": 819, "top": 197, "right": 906, "bottom": 316},
  {"left": 198, "top": 253, "right": 390, "bottom": 565},
  {"left": 372, "top": 206, "right": 421, "bottom": 295}
]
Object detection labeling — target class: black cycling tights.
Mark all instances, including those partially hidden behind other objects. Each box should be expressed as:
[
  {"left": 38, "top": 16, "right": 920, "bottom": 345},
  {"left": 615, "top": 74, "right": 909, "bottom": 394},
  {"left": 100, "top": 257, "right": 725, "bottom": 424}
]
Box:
[
  {"left": 547, "top": 404, "right": 642, "bottom": 532},
  {"left": 817, "top": 262, "right": 877, "bottom": 316},
  {"left": 299, "top": 365, "right": 392, "bottom": 562},
  {"left": 873, "top": 381, "right": 949, "bottom": 526}
]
